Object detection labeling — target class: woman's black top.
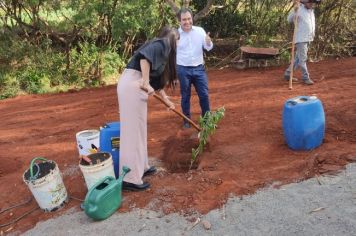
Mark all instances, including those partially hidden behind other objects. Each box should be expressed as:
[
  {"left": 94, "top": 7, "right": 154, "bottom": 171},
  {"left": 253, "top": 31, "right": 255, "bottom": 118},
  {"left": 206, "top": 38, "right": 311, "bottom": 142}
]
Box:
[{"left": 126, "top": 38, "right": 170, "bottom": 90}]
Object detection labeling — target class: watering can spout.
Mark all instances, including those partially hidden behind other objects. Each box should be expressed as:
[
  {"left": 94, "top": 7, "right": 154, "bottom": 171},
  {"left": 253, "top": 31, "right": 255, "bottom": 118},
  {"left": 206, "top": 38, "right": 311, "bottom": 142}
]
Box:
[{"left": 118, "top": 166, "right": 130, "bottom": 183}]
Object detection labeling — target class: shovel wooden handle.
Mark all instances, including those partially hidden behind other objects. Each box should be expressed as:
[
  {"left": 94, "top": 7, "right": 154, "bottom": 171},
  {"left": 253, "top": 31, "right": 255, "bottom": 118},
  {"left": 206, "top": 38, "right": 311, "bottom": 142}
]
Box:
[
  {"left": 140, "top": 87, "right": 201, "bottom": 131},
  {"left": 289, "top": 2, "right": 299, "bottom": 90},
  {"left": 152, "top": 93, "right": 201, "bottom": 132}
]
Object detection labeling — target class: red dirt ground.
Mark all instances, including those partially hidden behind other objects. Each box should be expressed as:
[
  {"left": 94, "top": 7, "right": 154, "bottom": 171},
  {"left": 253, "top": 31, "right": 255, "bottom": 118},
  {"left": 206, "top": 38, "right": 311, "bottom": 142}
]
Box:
[{"left": 1, "top": 57, "right": 356, "bottom": 234}]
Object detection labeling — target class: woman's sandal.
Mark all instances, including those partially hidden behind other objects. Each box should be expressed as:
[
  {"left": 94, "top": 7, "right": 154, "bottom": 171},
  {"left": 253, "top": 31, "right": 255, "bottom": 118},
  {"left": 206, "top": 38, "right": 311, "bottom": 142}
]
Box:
[
  {"left": 143, "top": 166, "right": 157, "bottom": 177},
  {"left": 122, "top": 181, "right": 150, "bottom": 191}
]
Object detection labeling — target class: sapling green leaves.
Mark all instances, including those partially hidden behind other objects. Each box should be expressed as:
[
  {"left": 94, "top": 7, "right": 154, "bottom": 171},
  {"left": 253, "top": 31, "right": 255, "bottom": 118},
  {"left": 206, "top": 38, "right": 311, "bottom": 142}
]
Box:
[{"left": 190, "top": 107, "right": 225, "bottom": 169}]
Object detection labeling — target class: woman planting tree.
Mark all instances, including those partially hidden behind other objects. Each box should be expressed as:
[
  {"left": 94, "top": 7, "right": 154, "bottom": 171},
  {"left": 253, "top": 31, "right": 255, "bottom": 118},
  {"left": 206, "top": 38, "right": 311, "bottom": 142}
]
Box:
[{"left": 117, "top": 26, "right": 179, "bottom": 191}]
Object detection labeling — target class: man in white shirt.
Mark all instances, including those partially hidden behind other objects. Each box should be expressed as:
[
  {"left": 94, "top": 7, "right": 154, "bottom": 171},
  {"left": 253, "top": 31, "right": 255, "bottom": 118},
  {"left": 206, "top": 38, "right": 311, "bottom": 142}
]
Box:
[
  {"left": 284, "top": 0, "right": 316, "bottom": 85},
  {"left": 176, "top": 8, "right": 213, "bottom": 128}
]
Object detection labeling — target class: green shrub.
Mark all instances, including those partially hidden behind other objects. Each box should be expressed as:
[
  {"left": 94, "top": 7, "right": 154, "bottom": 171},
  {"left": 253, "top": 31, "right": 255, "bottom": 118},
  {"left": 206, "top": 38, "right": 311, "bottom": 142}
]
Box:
[
  {"left": 17, "top": 70, "right": 52, "bottom": 94},
  {"left": 0, "top": 74, "right": 21, "bottom": 99}
]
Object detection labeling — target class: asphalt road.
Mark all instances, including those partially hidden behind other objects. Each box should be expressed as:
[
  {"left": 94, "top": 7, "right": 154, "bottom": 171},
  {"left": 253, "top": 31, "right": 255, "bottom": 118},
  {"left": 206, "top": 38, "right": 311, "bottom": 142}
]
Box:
[{"left": 21, "top": 163, "right": 356, "bottom": 236}]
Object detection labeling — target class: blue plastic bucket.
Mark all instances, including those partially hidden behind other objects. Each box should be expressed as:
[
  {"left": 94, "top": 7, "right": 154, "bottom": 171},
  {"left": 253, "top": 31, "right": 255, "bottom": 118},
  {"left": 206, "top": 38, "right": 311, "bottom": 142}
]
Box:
[
  {"left": 99, "top": 122, "right": 120, "bottom": 178},
  {"left": 282, "top": 96, "right": 325, "bottom": 150}
]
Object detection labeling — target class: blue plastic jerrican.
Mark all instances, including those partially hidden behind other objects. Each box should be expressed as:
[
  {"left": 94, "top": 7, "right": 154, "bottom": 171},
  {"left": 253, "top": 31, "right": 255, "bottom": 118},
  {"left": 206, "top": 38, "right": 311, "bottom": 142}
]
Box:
[
  {"left": 282, "top": 96, "right": 325, "bottom": 150},
  {"left": 100, "top": 122, "right": 120, "bottom": 178}
]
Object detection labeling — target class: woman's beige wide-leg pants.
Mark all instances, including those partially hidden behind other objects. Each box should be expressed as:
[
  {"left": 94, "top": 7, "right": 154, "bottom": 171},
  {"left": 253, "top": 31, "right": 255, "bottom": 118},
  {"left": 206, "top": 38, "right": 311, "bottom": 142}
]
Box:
[{"left": 117, "top": 69, "right": 150, "bottom": 185}]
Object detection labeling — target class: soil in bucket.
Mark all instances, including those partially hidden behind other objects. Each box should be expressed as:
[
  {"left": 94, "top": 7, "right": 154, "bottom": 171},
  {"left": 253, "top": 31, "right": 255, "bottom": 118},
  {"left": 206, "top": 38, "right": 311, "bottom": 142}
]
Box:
[
  {"left": 24, "top": 161, "right": 56, "bottom": 180},
  {"left": 23, "top": 158, "right": 68, "bottom": 212},
  {"left": 80, "top": 152, "right": 111, "bottom": 166},
  {"left": 79, "top": 152, "right": 116, "bottom": 190},
  {"left": 161, "top": 129, "right": 200, "bottom": 172}
]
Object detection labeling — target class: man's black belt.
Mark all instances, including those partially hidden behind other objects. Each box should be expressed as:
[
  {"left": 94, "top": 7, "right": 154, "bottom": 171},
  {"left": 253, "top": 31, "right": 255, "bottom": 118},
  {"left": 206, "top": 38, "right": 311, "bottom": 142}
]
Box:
[{"left": 178, "top": 64, "right": 203, "bottom": 68}]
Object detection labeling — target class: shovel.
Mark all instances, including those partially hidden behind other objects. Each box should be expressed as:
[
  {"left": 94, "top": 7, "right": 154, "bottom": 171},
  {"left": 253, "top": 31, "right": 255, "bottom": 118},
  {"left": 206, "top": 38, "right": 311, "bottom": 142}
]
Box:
[
  {"left": 151, "top": 93, "right": 201, "bottom": 132},
  {"left": 141, "top": 87, "right": 201, "bottom": 132}
]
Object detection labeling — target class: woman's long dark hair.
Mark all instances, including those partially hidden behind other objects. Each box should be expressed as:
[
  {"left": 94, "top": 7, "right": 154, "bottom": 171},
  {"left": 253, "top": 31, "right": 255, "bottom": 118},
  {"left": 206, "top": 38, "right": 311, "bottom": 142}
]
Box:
[{"left": 158, "top": 26, "right": 178, "bottom": 89}]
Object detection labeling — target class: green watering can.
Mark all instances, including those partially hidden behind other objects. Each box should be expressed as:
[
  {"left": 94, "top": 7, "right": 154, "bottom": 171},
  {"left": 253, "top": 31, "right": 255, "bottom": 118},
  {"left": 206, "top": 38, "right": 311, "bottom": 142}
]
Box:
[{"left": 83, "top": 166, "right": 130, "bottom": 220}]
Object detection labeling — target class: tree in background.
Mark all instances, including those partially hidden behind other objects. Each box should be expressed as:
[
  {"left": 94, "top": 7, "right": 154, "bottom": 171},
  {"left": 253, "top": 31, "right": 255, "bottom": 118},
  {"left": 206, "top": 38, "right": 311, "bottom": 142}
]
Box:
[{"left": 0, "top": 0, "right": 354, "bottom": 99}]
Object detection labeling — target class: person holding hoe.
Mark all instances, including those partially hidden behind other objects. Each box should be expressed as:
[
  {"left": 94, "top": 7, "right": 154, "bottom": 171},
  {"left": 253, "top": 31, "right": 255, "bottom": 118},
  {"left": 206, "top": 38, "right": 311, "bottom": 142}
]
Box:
[
  {"left": 284, "top": 0, "right": 319, "bottom": 85},
  {"left": 176, "top": 8, "right": 213, "bottom": 128},
  {"left": 117, "top": 26, "right": 179, "bottom": 191}
]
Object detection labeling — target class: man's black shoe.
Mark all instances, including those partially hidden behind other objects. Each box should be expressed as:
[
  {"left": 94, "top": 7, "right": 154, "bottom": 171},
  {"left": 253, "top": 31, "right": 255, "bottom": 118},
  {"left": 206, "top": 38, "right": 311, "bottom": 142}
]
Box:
[
  {"left": 143, "top": 166, "right": 157, "bottom": 177},
  {"left": 122, "top": 181, "right": 150, "bottom": 191}
]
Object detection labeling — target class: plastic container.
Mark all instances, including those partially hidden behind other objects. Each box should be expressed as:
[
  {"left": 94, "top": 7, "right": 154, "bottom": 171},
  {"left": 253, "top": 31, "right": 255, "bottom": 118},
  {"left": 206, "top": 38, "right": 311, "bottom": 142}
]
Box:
[
  {"left": 83, "top": 166, "right": 130, "bottom": 221},
  {"left": 282, "top": 96, "right": 325, "bottom": 150},
  {"left": 76, "top": 130, "right": 100, "bottom": 156},
  {"left": 79, "top": 152, "right": 116, "bottom": 190},
  {"left": 23, "top": 157, "right": 68, "bottom": 212},
  {"left": 100, "top": 122, "right": 120, "bottom": 178}
]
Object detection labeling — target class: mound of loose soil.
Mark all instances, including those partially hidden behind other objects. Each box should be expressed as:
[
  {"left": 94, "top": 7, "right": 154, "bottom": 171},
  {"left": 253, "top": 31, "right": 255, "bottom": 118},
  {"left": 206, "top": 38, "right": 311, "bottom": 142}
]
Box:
[{"left": 161, "top": 129, "right": 200, "bottom": 172}]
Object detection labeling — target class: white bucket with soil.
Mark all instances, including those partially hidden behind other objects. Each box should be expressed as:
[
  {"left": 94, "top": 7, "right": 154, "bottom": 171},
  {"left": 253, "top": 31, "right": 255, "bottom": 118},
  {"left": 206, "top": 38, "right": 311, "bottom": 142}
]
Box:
[
  {"left": 79, "top": 152, "right": 115, "bottom": 190},
  {"left": 23, "top": 157, "right": 68, "bottom": 212},
  {"left": 76, "top": 130, "right": 100, "bottom": 156}
]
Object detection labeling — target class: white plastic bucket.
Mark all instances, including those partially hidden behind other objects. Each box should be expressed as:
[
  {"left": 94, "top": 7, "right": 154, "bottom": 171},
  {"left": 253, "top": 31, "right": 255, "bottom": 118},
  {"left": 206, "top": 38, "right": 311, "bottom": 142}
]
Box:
[
  {"left": 76, "top": 130, "right": 100, "bottom": 156},
  {"left": 23, "top": 158, "right": 68, "bottom": 212},
  {"left": 79, "top": 152, "right": 115, "bottom": 190}
]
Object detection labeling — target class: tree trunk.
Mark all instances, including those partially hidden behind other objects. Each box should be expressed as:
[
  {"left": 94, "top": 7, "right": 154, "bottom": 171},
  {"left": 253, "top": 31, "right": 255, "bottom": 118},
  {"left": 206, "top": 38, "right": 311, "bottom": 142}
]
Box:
[
  {"left": 65, "top": 43, "right": 71, "bottom": 72},
  {"left": 164, "top": 0, "right": 215, "bottom": 22}
]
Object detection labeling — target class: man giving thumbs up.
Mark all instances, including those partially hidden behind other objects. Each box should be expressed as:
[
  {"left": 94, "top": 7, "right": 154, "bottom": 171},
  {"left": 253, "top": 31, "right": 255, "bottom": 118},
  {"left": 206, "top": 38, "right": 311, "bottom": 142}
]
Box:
[{"left": 176, "top": 8, "right": 214, "bottom": 129}]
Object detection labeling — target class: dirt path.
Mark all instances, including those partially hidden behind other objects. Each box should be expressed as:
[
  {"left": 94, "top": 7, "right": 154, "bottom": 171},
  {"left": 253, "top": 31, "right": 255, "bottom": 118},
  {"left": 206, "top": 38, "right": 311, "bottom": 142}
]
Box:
[{"left": 1, "top": 57, "right": 355, "bottom": 234}]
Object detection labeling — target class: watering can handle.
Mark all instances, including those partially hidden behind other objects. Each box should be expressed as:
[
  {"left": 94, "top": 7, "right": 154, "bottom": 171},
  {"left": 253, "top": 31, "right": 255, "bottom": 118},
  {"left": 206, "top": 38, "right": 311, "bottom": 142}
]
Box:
[{"left": 29, "top": 157, "right": 48, "bottom": 179}]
